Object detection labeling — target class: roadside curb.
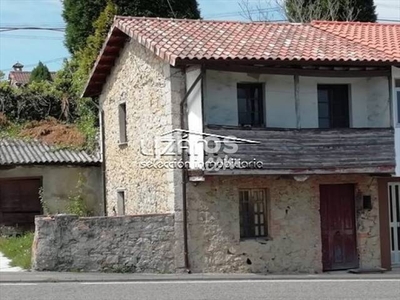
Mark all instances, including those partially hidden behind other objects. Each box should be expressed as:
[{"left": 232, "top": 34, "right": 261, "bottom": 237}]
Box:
[{"left": 1, "top": 272, "right": 400, "bottom": 283}]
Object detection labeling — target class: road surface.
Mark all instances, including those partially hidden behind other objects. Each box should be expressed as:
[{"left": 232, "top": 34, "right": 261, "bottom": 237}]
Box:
[{"left": 1, "top": 278, "right": 399, "bottom": 300}]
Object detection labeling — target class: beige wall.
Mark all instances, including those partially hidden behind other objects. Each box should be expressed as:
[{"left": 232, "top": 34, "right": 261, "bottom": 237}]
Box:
[
  {"left": 0, "top": 165, "right": 103, "bottom": 215},
  {"left": 186, "top": 174, "right": 380, "bottom": 273},
  {"left": 100, "top": 39, "right": 184, "bottom": 215}
]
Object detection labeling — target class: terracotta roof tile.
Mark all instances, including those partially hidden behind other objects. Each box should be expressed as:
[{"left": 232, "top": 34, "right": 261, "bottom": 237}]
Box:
[
  {"left": 83, "top": 17, "right": 400, "bottom": 97},
  {"left": 9, "top": 71, "right": 57, "bottom": 85},
  {"left": 112, "top": 17, "right": 400, "bottom": 65}
]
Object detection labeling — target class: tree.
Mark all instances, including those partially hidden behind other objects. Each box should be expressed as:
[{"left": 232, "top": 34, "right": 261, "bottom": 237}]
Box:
[
  {"left": 345, "top": 0, "right": 376, "bottom": 22},
  {"left": 239, "top": 0, "right": 377, "bottom": 23},
  {"left": 30, "top": 62, "right": 52, "bottom": 83},
  {"left": 62, "top": 0, "right": 107, "bottom": 54},
  {"left": 284, "top": 0, "right": 376, "bottom": 22},
  {"left": 62, "top": 0, "right": 201, "bottom": 54},
  {"left": 73, "top": 1, "right": 117, "bottom": 94}
]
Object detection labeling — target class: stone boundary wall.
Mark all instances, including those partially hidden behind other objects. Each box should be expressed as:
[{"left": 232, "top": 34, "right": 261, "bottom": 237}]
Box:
[{"left": 32, "top": 214, "right": 175, "bottom": 273}]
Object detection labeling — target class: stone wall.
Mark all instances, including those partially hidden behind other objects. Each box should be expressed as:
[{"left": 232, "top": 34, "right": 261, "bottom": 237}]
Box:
[
  {"left": 100, "top": 38, "right": 184, "bottom": 216},
  {"left": 186, "top": 174, "right": 380, "bottom": 273},
  {"left": 32, "top": 214, "right": 175, "bottom": 272}
]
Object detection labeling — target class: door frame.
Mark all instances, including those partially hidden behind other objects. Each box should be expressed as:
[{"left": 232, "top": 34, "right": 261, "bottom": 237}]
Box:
[
  {"left": 319, "top": 183, "right": 359, "bottom": 271},
  {"left": 378, "top": 177, "right": 400, "bottom": 270}
]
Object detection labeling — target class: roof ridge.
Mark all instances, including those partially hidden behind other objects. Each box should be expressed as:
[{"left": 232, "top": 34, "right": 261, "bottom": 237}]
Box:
[
  {"left": 114, "top": 15, "right": 302, "bottom": 26},
  {"left": 311, "top": 20, "right": 400, "bottom": 26}
]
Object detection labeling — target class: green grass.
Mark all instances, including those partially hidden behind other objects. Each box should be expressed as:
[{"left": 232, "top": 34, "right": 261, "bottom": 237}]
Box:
[{"left": 0, "top": 232, "right": 34, "bottom": 270}]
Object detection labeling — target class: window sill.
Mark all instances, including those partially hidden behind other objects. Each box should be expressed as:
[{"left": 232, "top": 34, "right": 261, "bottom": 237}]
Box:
[
  {"left": 240, "top": 236, "right": 272, "bottom": 243},
  {"left": 118, "top": 141, "right": 128, "bottom": 147}
]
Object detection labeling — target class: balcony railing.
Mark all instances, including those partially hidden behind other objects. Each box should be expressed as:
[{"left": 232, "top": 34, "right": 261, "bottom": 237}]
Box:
[{"left": 203, "top": 126, "right": 395, "bottom": 175}]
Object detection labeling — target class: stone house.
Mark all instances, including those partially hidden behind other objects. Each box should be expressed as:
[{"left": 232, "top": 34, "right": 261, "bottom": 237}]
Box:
[
  {"left": 83, "top": 17, "right": 400, "bottom": 273},
  {"left": 0, "top": 138, "right": 103, "bottom": 232},
  {"left": 8, "top": 62, "right": 56, "bottom": 87}
]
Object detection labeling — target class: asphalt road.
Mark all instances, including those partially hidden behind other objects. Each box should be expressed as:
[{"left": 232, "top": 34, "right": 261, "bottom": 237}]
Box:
[{"left": 1, "top": 279, "right": 399, "bottom": 300}]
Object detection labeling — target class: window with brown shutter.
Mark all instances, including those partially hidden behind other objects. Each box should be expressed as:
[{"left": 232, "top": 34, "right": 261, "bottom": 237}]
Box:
[
  {"left": 239, "top": 189, "right": 269, "bottom": 239},
  {"left": 118, "top": 103, "right": 127, "bottom": 143}
]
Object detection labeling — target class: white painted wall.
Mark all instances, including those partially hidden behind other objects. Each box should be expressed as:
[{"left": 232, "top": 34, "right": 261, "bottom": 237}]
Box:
[
  {"left": 204, "top": 71, "right": 296, "bottom": 128},
  {"left": 186, "top": 66, "right": 204, "bottom": 169},
  {"left": 204, "top": 70, "right": 390, "bottom": 129},
  {"left": 392, "top": 67, "right": 400, "bottom": 176}
]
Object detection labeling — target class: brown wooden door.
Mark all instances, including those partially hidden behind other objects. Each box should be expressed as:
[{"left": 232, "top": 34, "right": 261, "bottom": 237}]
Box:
[
  {"left": 0, "top": 178, "right": 42, "bottom": 230},
  {"left": 320, "top": 184, "right": 358, "bottom": 271}
]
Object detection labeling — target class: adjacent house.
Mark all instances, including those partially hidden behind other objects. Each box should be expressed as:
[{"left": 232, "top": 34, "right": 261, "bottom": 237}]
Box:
[
  {"left": 8, "top": 62, "right": 56, "bottom": 87},
  {"left": 0, "top": 139, "right": 103, "bottom": 232},
  {"left": 83, "top": 17, "right": 400, "bottom": 273}
]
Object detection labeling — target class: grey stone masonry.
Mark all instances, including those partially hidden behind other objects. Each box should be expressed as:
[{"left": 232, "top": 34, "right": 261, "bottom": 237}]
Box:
[{"left": 32, "top": 214, "right": 176, "bottom": 273}]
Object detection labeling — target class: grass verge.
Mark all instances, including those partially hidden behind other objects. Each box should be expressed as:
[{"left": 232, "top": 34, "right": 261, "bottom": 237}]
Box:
[{"left": 0, "top": 232, "right": 34, "bottom": 270}]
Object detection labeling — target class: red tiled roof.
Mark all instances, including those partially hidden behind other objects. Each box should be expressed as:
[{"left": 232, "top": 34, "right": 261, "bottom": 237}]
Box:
[
  {"left": 312, "top": 21, "right": 400, "bottom": 59},
  {"left": 9, "top": 71, "right": 57, "bottom": 85},
  {"left": 115, "top": 17, "right": 400, "bottom": 65},
  {"left": 83, "top": 17, "right": 400, "bottom": 97}
]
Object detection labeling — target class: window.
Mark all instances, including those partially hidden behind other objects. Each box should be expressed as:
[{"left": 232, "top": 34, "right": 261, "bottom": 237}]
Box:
[
  {"left": 117, "top": 190, "right": 125, "bottom": 215},
  {"left": 237, "top": 83, "right": 264, "bottom": 127},
  {"left": 318, "top": 85, "right": 350, "bottom": 128},
  {"left": 118, "top": 103, "right": 127, "bottom": 143},
  {"left": 239, "top": 189, "right": 268, "bottom": 239}
]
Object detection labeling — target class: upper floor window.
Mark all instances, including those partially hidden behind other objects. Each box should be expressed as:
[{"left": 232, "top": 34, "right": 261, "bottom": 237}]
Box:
[
  {"left": 118, "top": 102, "right": 127, "bottom": 143},
  {"left": 318, "top": 84, "right": 350, "bottom": 128},
  {"left": 239, "top": 189, "right": 269, "bottom": 239},
  {"left": 237, "top": 83, "right": 264, "bottom": 127}
]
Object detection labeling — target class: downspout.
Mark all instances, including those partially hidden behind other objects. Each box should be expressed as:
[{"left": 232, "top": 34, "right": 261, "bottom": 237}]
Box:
[
  {"left": 179, "top": 68, "right": 204, "bottom": 273},
  {"left": 100, "top": 109, "right": 107, "bottom": 216}
]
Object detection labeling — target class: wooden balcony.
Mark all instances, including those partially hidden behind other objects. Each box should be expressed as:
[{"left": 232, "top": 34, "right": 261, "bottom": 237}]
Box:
[{"left": 203, "top": 126, "right": 395, "bottom": 175}]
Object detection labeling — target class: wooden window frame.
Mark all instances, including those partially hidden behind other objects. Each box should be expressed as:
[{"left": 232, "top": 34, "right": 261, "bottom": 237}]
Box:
[
  {"left": 318, "top": 84, "right": 350, "bottom": 129},
  {"left": 237, "top": 83, "right": 265, "bottom": 127},
  {"left": 239, "top": 188, "right": 269, "bottom": 239},
  {"left": 118, "top": 102, "right": 127, "bottom": 144}
]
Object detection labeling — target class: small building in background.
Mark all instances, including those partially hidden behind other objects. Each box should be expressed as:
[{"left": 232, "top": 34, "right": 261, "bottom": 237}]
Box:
[
  {"left": 8, "top": 62, "right": 56, "bottom": 87},
  {"left": 0, "top": 138, "right": 103, "bottom": 233}
]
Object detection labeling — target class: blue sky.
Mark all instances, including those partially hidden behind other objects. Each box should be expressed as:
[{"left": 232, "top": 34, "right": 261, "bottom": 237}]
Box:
[{"left": 0, "top": 0, "right": 399, "bottom": 74}]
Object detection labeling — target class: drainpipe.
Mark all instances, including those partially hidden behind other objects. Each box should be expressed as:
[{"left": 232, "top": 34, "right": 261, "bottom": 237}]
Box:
[
  {"left": 179, "top": 68, "right": 204, "bottom": 273},
  {"left": 100, "top": 109, "right": 107, "bottom": 216}
]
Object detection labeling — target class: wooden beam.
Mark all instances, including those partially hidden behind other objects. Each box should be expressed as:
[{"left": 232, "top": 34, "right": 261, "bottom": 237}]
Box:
[
  {"left": 176, "top": 58, "right": 398, "bottom": 68},
  {"left": 91, "top": 73, "right": 109, "bottom": 80},
  {"left": 108, "top": 36, "right": 127, "bottom": 45},
  {"left": 103, "top": 46, "right": 122, "bottom": 55},
  {"left": 96, "top": 64, "right": 113, "bottom": 71},
  {"left": 294, "top": 74, "right": 300, "bottom": 128},
  {"left": 203, "top": 64, "right": 391, "bottom": 77}
]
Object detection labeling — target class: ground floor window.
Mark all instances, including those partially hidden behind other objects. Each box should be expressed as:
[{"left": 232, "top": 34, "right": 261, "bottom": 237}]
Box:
[{"left": 239, "top": 189, "right": 268, "bottom": 238}]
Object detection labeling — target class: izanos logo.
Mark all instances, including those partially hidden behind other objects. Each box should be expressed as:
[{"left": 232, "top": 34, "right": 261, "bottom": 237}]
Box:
[
  {"left": 139, "top": 129, "right": 259, "bottom": 157},
  {"left": 139, "top": 129, "right": 263, "bottom": 171}
]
